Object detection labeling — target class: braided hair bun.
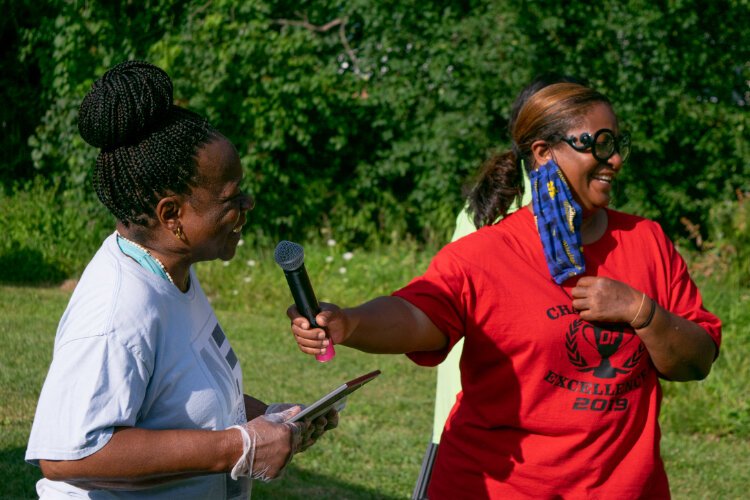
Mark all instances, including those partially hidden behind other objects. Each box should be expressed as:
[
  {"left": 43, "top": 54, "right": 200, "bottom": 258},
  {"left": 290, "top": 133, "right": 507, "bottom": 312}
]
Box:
[
  {"left": 78, "top": 60, "right": 217, "bottom": 226},
  {"left": 78, "top": 60, "right": 173, "bottom": 150}
]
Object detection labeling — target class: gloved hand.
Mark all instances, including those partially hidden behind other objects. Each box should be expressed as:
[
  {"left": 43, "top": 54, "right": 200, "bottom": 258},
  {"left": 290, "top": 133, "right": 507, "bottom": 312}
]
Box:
[
  {"left": 264, "top": 402, "right": 341, "bottom": 453},
  {"left": 264, "top": 403, "right": 300, "bottom": 415},
  {"left": 229, "top": 406, "right": 304, "bottom": 482}
]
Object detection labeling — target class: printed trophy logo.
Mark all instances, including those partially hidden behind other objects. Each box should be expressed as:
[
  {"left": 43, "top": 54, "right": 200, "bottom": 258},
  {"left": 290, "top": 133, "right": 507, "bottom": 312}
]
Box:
[{"left": 566, "top": 319, "right": 645, "bottom": 378}]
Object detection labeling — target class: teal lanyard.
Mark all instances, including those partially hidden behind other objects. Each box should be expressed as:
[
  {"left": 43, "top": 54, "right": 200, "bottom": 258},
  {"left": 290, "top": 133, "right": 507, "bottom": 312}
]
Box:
[{"left": 116, "top": 234, "right": 172, "bottom": 283}]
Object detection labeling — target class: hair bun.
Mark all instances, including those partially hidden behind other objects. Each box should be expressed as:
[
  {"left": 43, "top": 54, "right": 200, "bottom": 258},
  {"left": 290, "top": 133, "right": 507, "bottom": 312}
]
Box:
[{"left": 78, "top": 60, "right": 174, "bottom": 149}]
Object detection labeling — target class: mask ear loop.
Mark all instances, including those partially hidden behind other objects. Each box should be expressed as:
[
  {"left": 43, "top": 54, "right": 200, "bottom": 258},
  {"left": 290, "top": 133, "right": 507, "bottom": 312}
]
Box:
[
  {"left": 549, "top": 147, "right": 559, "bottom": 166},
  {"left": 548, "top": 147, "right": 570, "bottom": 185}
]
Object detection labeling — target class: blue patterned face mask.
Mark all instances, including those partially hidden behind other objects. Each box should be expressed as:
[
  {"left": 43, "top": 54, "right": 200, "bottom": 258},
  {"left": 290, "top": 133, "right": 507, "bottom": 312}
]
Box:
[{"left": 529, "top": 159, "right": 585, "bottom": 284}]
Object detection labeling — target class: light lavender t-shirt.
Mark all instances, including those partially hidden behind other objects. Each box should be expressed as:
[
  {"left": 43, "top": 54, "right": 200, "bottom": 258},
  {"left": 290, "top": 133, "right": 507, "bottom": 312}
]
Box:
[{"left": 26, "top": 233, "right": 248, "bottom": 499}]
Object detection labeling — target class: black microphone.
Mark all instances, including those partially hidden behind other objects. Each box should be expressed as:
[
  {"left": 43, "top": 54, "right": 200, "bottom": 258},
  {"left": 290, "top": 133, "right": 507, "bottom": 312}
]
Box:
[{"left": 274, "top": 240, "right": 335, "bottom": 362}]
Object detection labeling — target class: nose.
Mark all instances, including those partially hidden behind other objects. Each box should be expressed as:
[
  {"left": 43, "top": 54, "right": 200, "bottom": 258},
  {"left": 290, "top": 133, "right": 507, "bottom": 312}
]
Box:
[
  {"left": 241, "top": 194, "right": 255, "bottom": 212},
  {"left": 607, "top": 152, "right": 624, "bottom": 172}
]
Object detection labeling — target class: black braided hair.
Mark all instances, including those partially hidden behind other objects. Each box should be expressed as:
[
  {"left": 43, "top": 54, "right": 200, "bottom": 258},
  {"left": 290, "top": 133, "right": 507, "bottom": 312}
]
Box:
[{"left": 78, "top": 60, "right": 218, "bottom": 226}]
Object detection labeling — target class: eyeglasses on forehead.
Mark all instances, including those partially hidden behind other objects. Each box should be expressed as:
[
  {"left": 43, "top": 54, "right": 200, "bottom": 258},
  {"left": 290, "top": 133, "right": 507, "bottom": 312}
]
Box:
[{"left": 561, "top": 128, "right": 631, "bottom": 163}]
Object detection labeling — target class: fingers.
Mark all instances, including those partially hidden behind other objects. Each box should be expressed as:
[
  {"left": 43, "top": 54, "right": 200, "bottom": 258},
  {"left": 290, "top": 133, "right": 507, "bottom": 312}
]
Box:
[
  {"left": 259, "top": 402, "right": 339, "bottom": 457},
  {"left": 308, "top": 412, "right": 332, "bottom": 437},
  {"left": 288, "top": 306, "right": 341, "bottom": 356},
  {"left": 244, "top": 413, "right": 308, "bottom": 481},
  {"left": 307, "top": 409, "right": 339, "bottom": 441},
  {"left": 570, "top": 275, "right": 602, "bottom": 298},
  {"left": 571, "top": 276, "right": 615, "bottom": 302},
  {"left": 263, "top": 405, "right": 301, "bottom": 423},
  {"left": 571, "top": 297, "right": 589, "bottom": 312},
  {"left": 575, "top": 276, "right": 597, "bottom": 287},
  {"left": 291, "top": 327, "right": 329, "bottom": 356},
  {"left": 306, "top": 418, "right": 327, "bottom": 443},
  {"left": 570, "top": 276, "right": 639, "bottom": 324},
  {"left": 286, "top": 304, "right": 335, "bottom": 328},
  {"left": 324, "top": 408, "right": 339, "bottom": 430},
  {"left": 575, "top": 309, "right": 593, "bottom": 322},
  {"left": 287, "top": 421, "right": 304, "bottom": 454},
  {"left": 286, "top": 304, "right": 298, "bottom": 321},
  {"left": 289, "top": 310, "right": 327, "bottom": 352},
  {"left": 296, "top": 410, "right": 338, "bottom": 453},
  {"left": 265, "top": 402, "right": 297, "bottom": 415}
]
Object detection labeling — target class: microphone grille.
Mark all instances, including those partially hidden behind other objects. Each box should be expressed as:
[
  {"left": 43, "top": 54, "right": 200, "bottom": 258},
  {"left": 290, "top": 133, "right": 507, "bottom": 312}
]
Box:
[{"left": 274, "top": 240, "right": 305, "bottom": 271}]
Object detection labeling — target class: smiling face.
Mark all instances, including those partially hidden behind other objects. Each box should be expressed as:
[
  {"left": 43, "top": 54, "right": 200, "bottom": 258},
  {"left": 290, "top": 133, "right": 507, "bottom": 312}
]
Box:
[
  {"left": 548, "top": 102, "right": 624, "bottom": 217},
  {"left": 179, "top": 135, "right": 254, "bottom": 262}
]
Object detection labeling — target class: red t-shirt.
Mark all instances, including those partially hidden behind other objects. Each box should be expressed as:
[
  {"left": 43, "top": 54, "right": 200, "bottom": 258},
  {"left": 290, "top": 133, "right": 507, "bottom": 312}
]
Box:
[{"left": 394, "top": 208, "right": 721, "bottom": 499}]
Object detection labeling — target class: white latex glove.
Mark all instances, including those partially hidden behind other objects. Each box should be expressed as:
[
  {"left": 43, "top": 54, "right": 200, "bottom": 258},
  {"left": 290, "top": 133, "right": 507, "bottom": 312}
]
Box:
[
  {"left": 265, "top": 402, "right": 303, "bottom": 415},
  {"left": 229, "top": 406, "right": 304, "bottom": 482},
  {"left": 265, "top": 400, "right": 342, "bottom": 453}
]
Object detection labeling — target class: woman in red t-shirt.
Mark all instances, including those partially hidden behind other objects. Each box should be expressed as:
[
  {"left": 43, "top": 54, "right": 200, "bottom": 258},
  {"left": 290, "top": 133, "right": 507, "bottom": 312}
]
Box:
[{"left": 287, "top": 82, "right": 721, "bottom": 499}]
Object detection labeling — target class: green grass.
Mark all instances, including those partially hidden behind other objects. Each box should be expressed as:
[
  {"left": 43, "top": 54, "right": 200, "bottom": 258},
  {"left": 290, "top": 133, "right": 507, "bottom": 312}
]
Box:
[{"left": 1, "top": 239, "right": 748, "bottom": 499}]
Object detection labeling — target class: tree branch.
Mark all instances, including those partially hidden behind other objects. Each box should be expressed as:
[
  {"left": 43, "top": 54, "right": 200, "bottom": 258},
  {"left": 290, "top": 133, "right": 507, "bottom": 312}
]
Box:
[
  {"left": 272, "top": 15, "right": 365, "bottom": 79},
  {"left": 273, "top": 16, "right": 345, "bottom": 33},
  {"left": 337, "top": 20, "right": 361, "bottom": 75}
]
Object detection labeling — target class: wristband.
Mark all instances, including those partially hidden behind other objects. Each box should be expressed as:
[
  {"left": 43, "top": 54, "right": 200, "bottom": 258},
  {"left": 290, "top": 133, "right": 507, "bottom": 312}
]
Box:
[{"left": 633, "top": 298, "right": 656, "bottom": 330}]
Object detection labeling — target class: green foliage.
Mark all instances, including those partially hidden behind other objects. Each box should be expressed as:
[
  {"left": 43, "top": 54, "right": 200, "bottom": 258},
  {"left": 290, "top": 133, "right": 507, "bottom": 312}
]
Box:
[
  {"left": 661, "top": 278, "right": 750, "bottom": 438},
  {"left": 677, "top": 191, "right": 750, "bottom": 287},
  {"left": 5, "top": 0, "right": 750, "bottom": 252},
  {"left": 0, "top": 179, "right": 112, "bottom": 284},
  {"left": 704, "top": 192, "right": 750, "bottom": 286},
  {"left": 0, "top": 0, "right": 51, "bottom": 186}
]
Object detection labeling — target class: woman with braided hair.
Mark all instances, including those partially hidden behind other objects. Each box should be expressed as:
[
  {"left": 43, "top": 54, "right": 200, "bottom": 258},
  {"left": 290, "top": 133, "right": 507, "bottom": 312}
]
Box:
[
  {"left": 288, "top": 81, "right": 721, "bottom": 498},
  {"left": 25, "top": 60, "right": 336, "bottom": 499}
]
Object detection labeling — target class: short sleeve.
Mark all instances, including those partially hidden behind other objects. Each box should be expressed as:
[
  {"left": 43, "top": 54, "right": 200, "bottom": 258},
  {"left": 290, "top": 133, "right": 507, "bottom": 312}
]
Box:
[
  {"left": 25, "top": 334, "right": 151, "bottom": 464},
  {"left": 393, "top": 248, "right": 468, "bottom": 366}
]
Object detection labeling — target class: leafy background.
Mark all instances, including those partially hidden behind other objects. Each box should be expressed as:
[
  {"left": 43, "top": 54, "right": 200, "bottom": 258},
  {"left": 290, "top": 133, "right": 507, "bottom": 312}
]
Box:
[{"left": 2, "top": 0, "right": 749, "bottom": 281}]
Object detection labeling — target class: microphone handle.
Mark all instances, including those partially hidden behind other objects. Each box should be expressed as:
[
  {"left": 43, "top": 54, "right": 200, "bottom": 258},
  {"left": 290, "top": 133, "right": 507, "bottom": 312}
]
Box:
[{"left": 284, "top": 268, "right": 336, "bottom": 362}]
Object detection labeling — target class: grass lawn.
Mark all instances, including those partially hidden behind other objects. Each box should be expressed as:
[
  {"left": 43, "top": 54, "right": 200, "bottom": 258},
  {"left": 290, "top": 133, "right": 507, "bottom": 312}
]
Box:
[{"left": 1, "top": 240, "right": 747, "bottom": 498}]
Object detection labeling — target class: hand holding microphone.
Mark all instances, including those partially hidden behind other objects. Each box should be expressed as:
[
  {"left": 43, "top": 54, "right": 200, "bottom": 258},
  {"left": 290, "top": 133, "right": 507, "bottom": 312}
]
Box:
[{"left": 274, "top": 241, "right": 336, "bottom": 362}]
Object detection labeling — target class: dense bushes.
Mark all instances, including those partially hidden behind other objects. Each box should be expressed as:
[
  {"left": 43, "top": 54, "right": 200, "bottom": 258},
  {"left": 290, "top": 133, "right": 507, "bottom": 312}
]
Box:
[
  {"left": 0, "top": 179, "right": 112, "bottom": 283},
  {"left": 704, "top": 191, "right": 750, "bottom": 286},
  {"left": 2, "top": 0, "right": 749, "bottom": 281}
]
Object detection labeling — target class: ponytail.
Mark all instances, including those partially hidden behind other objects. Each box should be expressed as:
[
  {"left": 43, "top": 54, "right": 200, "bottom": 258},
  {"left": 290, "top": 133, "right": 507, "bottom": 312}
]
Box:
[{"left": 465, "top": 150, "right": 524, "bottom": 228}]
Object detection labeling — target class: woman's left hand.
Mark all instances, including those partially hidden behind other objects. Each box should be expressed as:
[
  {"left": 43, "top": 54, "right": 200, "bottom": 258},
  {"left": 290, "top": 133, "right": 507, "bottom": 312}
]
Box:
[
  {"left": 298, "top": 408, "right": 339, "bottom": 452},
  {"left": 570, "top": 276, "right": 642, "bottom": 324},
  {"left": 265, "top": 403, "right": 339, "bottom": 453},
  {"left": 571, "top": 276, "right": 717, "bottom": 381}
]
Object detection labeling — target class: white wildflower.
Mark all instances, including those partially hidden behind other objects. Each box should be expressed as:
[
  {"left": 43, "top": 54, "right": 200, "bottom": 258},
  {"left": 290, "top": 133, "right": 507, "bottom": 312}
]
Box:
[
  {"left": 342, "top": 251, "right": 354, "bottom": 261},
  {"left": 325, "top": 255, "right": 334, "bottom": 263},
  {"left": 338, "top": 267, "right": 347, "bottom": 274},
  {"left": 327, "top": 239, "right": 336, "bottom": 247}
]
